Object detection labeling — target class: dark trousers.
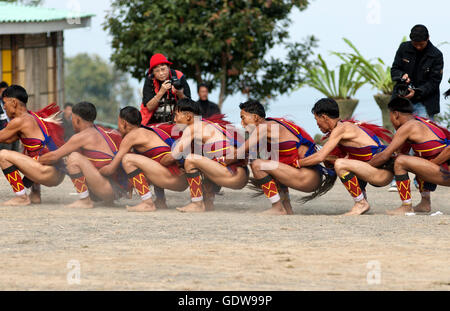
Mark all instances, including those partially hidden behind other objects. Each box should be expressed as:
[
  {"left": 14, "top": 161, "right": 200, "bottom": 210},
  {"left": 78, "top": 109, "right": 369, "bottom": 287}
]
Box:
[{"left": 0, "top": 141, "right": 19, "bottom": 151}]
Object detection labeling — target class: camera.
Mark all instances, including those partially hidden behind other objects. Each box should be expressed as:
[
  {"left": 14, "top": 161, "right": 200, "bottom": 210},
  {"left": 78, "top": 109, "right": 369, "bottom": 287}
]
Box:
[
  {"left": 155, "top": 97, "right": 177, "bottom": 123},
  {"left": 397, "top": 77, "right": 417, "bottom": 97},
  {"left": 170, "top": 76, "right": 183, "bottom": 90}
]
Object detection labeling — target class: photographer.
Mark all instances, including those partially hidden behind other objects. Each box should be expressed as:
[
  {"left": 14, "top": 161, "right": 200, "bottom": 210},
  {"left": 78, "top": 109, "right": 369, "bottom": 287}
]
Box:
[
  {"left": 391, "top": 25, "right": 444, "bottom": 120},
  {"left": 140, "top": 53, "right": 191, "bottom": 125}
]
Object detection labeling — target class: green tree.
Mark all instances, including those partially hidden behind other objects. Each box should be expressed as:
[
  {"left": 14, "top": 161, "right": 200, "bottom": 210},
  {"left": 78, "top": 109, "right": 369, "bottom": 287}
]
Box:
[
  {"left": 65, "top": 53, "right": 136, "bottom": 124},
  {"left": 104, "top": 0, "right": 317, "bottom": 108}
]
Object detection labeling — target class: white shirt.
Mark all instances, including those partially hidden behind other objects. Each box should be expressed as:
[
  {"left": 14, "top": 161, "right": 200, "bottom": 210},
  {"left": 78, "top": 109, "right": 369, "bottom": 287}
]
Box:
[{"left": 0, "top": 100, "right": 10, "bottom": 122}]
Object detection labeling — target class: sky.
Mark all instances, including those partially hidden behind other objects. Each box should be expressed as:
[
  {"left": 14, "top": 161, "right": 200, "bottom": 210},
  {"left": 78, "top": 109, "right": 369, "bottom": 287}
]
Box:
[{"left": 44, "top": 0, "right": 450, "bottom": 135}]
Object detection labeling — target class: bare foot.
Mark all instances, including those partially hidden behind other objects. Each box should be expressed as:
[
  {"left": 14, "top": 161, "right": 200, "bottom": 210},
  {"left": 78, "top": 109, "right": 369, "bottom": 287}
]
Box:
[
  {"left": 262, "top": 202, "right": 287, "bottom": 215},
  {"left": 282, "top": 200, "right": 294, "bottom": 215},
  {"left": 386, "top": 204, "right": 413, "bottom": 216},
  {"left": 127, "top": 200, "right": 156, "bottom": 212},
  {"left": 344, "top": 200, "right": 370, "bottom": 216},
  {"left": 1, "top": 195, "right": 31, "bottom": 206},
  {"left": 154, "top": 198, "right": 168, "bottom": 210},
  {"left": 177, "top": 201, "right": 206, "bottom": 213},
  {"left": 65, "top": 198, "right": 94, "bottom": 209},
  {"left": 413, "top": 197, "right": 431, "bottom": 213}
]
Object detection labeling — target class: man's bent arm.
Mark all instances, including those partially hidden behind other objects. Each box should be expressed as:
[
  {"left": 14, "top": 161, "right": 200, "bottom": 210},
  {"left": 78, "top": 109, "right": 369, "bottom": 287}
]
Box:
[
  {"left": 431, "top": 145, "right": 450, "bottom": 165},
  {"left": 368, "top": 124, "right": 411, "bottom": 167},
  {"left": 300, "top": 126, "right": 345, "bottom": 167},
  {"left": 171, "top": 125, "right": 196, "bottom": 160},
  {"left": 231, "top": 126, "right": 265, "bottom": 163},
  {"left": 39, "top": 133, "right": 87, "bottom": 164},
  {"left": 0, "top": 119, "right": 21, "bottom": 143},
  {"left": 99, "top": 134, "right": 136, "bottom": 176}
]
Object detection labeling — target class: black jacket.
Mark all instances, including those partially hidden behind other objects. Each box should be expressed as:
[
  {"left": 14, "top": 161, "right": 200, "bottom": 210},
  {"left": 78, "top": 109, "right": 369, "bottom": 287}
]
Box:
[
  {"left": 391, "top": 41, "right": 444, "bottom": 116},
  {"left": 198, "top": 99, "right": 221, "bottom": 118}
]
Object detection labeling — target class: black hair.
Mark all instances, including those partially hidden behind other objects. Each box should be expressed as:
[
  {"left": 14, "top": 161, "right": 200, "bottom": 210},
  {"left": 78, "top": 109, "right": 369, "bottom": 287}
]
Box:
[
  {"left": 239, "top": 99, "right": 266, "bottom": 118},
  {"left": 72, "top": 102, "right": 97, "bottom": 122},
  {"left": 2, "top": 85, "right": 28, "bottom": 105},
  {"left": 197, "top": 82, "right": 209, "bottom": 92},
  {"left": 0, "top": 81, "right": 9, "bottom": 89},
  {"left": 311, "top": 98, "right": 340, "bottom": 119},
  {"left": 64, "top": 102, "right": 74, "bottom": 109},
  {"left": 119, "top": 106, "right": 142, "bottom": 126},
  {"left": 387, "top": 96, "right": 414, "bottom": 114},
  {"left": 410, "top": 24, "right": 429, "bottom": 42},
  {"left": 175, "top": 98, "right": 201, "bottom": 115}
]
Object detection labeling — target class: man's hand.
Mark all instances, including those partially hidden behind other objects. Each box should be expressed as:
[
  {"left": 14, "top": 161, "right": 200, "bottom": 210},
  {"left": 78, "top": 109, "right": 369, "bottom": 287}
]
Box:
[
  {"left": 39, "top": 152, "right": 58, "bottom": 165},
  {"left": 99, "top": 164, "right": 115, "bottom": 177},
  {"left": 402, "top": 73, "right": 411, "bottom": 84},
  {"left": 160, "top": 154, "right": 177, "bottom": 167},
  {"left": 402, "top": 88, "right": 415, "bottom": 99}
]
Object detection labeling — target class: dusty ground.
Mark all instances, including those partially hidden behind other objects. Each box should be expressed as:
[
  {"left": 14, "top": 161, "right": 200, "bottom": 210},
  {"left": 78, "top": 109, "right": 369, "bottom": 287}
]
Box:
[{"left": 0, "top": 176, "right": 449, "bottom": 291}]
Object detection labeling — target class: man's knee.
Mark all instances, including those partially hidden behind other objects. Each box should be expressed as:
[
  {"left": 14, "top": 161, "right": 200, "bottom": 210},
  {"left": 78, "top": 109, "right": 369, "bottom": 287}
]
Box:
[
  {"left": 394, "top": 155, "right": 409, "bottom": 170},
  {"left": 66, "top": 152, "right": 84, "bottom": 167},
  {"left": 250, "top": 159, "right": 263, "bottom": 172},
  {"left": 122, "top": 153, "right": 135, "bottom": 166},
  {"left": 0, "top": 149, "right": 13, "bottom": 162},
  {"left": 184, "top": 154, "right": 200, "bottom": 168},
  {"left": 0, "top": 149, "right": 8, "bottom": 161},
  {"left": 334, "top": 159, "right": 347, "bottom": 173}
]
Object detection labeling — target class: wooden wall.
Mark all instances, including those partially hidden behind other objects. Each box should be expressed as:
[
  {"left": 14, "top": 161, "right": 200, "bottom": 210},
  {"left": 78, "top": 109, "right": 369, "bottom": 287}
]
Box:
[{"left": 0, "top": 32, "right": 64, "bottom": 111}]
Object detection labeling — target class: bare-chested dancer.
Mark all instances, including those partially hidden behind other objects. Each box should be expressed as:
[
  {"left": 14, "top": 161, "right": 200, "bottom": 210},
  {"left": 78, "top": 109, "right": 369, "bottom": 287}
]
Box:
[
  {"left": 171, "top": 98, "right": 248, "bottom": 213},
  {"left": 236, "top": 100, "right": 336, "bottom": 215},
  {"left": 300, "top": 98, "right": 393, "bottom": 215},
  {"left": 39, "top": 102, "right": 130, "bottom": 209},
  {"left": 0, "top": 85, "right": 65, "bottom": 206},
  {"left": 368, "top": 97, "right": 450, "bottom": 214},
  {"left": 98, "top": 106, "right": 188, "bottom": 212}
]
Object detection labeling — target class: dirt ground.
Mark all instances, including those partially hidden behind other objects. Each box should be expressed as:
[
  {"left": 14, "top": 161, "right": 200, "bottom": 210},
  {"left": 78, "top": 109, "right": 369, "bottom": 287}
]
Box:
[{"left": 0, "top": 176, "right": 449, "bottom": 291}]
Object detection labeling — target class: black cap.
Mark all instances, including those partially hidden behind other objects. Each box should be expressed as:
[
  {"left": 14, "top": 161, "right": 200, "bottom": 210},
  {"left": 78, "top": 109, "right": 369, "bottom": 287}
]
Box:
[{"left": 410, "top": 24, "right": 429, "bottom": 42}]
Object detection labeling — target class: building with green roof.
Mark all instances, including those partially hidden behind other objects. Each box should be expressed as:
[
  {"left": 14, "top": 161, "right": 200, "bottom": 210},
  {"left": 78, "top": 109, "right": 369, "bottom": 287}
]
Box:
[{"left": 0, "top": 2, "right": 94, "bottom": 110}]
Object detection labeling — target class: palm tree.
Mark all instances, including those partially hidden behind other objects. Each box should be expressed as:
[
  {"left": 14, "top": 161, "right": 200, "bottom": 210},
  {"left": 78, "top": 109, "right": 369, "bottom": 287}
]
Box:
[
  {"left": 332, "top": 38, "right": 400, "bottom": 131},
  {"left": 301, "top": 54, "right": 365, "bottom": 119}
]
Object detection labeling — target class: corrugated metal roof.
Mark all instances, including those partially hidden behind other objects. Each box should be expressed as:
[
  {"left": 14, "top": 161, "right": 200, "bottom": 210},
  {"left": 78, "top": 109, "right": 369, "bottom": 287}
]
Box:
[{"left": 0, "top": 2, "right": 94, "bottom": 23}]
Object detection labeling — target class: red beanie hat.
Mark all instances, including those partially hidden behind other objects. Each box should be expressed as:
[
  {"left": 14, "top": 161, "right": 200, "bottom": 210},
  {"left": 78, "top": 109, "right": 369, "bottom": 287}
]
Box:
[{"left": 149, "top": 53, "right": 172, "bottom": 71}]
